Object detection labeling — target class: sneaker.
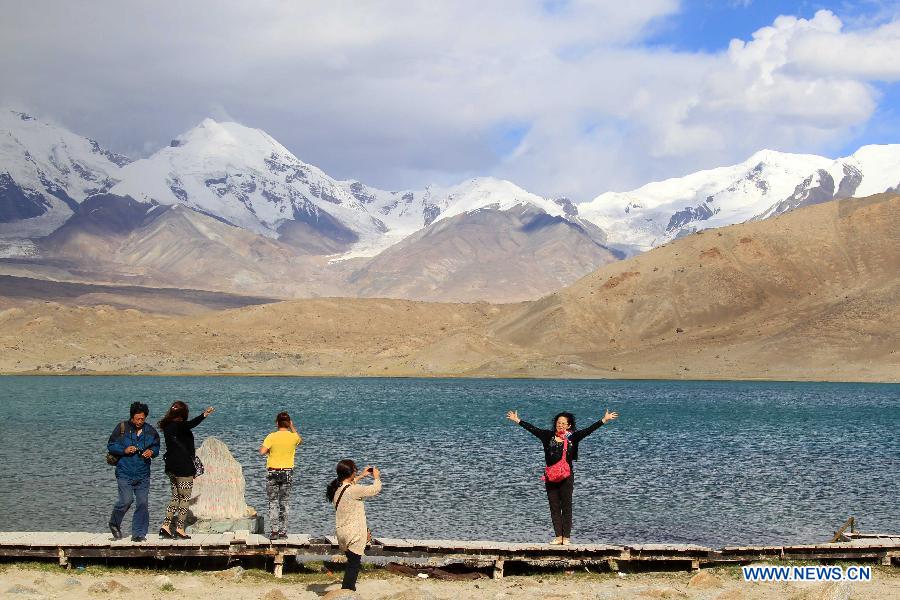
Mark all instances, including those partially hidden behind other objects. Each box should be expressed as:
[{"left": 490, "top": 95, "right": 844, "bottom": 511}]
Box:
[
  {"left": 268, "top": 531, "right": 280, "bottom": 540},
  {"left": 131, "top": 536, "right": 146, "bottom": 542},
  {"left": 561, "top": 537, "right": 571, "bottom": 546},
  {"left": 278, "top": 531, "right": 288, "bottom": 540},
  {"left": 108, "top": 523, "right": 123, "bottom": 540},
  {"left": 549, "top": 536, "right": 563, "bottom": 545}
]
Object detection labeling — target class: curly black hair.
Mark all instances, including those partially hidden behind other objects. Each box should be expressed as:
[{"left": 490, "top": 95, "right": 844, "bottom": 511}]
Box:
[{"left": 552, "top": 411, "right": 576, "bottom": 431}]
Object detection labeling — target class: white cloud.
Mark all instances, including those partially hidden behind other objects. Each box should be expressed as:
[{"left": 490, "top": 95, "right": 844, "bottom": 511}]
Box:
[
  {"left": 788, "top": 14, "right": 900, "bottom": 80},
  {"left": 0, "top": 2, "right": 897, "bottom": 201}
]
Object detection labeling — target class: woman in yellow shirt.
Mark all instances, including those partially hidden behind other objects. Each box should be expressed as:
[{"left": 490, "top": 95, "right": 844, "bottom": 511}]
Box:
[{"left": 259, "top": 412, "right": 302, "bottom": 539}]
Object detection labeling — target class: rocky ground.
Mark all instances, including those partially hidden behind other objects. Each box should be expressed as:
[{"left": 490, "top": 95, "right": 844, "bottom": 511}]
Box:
[{"left": 1, "top": 562, "right": 898, "bottom": 600}]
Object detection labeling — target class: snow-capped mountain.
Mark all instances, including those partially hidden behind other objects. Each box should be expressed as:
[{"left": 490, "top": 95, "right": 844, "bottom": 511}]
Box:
[
  {"left": 351, "top": 177, "right": 568, "bottom": 258},
  {"left": 577, "top": 146, "right": 900, "bottom": 252},
  {"left": 110, "top": 118, "right": 389, "bottom": 254},
  {"left": 1, "top": 113, "right": 569, "bottom": 259},
  {"left": 4, "top": 110, "right": 900, "bottom": 270},
  {"left": 0, "top": 110, "right": 130, "bottom": 237},
  {"left": 110, "top": 118, "right": 567, "bottom": 258}
]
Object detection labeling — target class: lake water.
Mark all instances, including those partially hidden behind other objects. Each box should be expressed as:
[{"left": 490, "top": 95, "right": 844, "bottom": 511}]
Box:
[{"left": 0, "top": 376, "right": 897, "bottom": 547}]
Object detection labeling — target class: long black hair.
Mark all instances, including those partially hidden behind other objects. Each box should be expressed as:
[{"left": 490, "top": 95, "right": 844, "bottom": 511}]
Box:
[
  {"left": 326, "top": 459, "right": 357, "bottom": 502},
  {"left": 158, "top": 401, "right": 188, "bottom": 430},
  {"left": 552, "top": 411, "right": 576, "bottom": 431}
]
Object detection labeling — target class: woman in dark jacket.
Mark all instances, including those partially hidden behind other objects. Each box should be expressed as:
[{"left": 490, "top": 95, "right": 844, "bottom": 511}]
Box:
[
  {"left": 157, "top": 401, "right": 215, "bottom": 539},
  {"left": 506, "top": 408, "right": 617, "bottom": 545}
]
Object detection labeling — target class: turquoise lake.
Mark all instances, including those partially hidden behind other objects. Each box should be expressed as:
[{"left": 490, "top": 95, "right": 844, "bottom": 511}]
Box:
[{"left": 0, "top": 376, "right": 897, "bottom": 546}]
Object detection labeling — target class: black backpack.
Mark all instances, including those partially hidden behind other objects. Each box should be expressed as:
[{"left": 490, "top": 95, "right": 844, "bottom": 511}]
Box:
[{"left": 105, "top": 421, "right": 127, "bottom": 466}]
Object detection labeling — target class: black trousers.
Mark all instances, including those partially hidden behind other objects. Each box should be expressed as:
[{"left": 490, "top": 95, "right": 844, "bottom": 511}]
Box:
[
  {"left": 342, "top": 550, "right": 362, "bottom": 590},
  {"left": 545, "top": 474, "right": 574, "bottom": 537}
]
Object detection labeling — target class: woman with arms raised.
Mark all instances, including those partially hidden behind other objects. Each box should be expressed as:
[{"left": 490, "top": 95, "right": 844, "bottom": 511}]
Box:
[{"left": 506, "top": 407, "right": 618, "bottom": 545}]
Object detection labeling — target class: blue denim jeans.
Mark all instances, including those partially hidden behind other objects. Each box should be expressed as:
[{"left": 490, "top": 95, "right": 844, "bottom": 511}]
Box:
[{"left": 110, "top": 476, "right": 150, "bottom": 537}]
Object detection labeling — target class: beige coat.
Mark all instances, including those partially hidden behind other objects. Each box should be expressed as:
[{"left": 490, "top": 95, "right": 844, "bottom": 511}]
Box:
[{"left": 333, "top": 480, "right": 382, "bottom": 555}]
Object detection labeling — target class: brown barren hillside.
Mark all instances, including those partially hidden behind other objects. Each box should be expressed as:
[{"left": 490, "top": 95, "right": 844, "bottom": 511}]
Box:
[
  {"left": 348, "top": 205, "right": 620, "bottom": 302},
  {"left": 493, "top": 193, "right": 900, "bottom": 380},
  {"left": 0, "top": 298, "right": 525, "bottom": 376},
  {"left": 0, "top": 195, "right": 897, "bottom": 381}
]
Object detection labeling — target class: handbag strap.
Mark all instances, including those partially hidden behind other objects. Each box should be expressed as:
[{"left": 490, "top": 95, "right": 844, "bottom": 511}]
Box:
[{"left": 334, "top": 484, "right": 351, "bottom": 510}]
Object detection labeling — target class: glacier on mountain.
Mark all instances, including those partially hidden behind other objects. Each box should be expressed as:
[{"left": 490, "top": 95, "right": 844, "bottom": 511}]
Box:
[
  {"left": 0, "top": 110, "right": 130, "bottom": 238},
  {"left": 3, "top": 109, "right": 900, "bottom": 260},
  {"left": 577, "top": 145, "right": 900, "bottom": 252}
]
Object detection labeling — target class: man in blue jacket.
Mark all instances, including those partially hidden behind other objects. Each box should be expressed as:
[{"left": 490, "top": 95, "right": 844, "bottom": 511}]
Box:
[{"left": 107, "top": 402, "right": 160, "bottom": 542}]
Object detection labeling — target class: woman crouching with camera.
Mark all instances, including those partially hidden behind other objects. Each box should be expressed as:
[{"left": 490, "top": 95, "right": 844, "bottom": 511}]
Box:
[{"left": 326, "top": 460, "right": 382, "bottom": 592}]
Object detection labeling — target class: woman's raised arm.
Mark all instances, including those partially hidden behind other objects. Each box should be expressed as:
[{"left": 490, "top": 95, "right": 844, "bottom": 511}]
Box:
[
  {"left": 509, "top": 410, "right": 552, "bottom": 441},
  {"left": 572, "top": 408, "right": 618, "bottom": 442}
]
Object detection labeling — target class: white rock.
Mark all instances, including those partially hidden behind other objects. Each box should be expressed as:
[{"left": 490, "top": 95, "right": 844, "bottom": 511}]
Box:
[{"left": 190, "top": 437, "right": 256, "bottom": 521}]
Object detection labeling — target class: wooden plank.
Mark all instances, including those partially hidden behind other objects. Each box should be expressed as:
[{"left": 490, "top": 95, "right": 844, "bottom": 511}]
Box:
[
  {"left": 13, "top": 532, "right": 50, "bottom": 546},
  {"left": 285, "top": 534, "right": 309, "bottom": 546},
  {"left": 79, "top": 533, "right": 113, "bottom": 547},
  {"left": 847, "top": 539, "right": 900, "bottom": 548},
  {"left": 378, "top": 538, "right": 416, "bottom": 549},
  {"left": 199, "top": 534, "right": 232, "bottom": 548},
  {"left": 30, "top": 532, "right": 92, "bottom": 547},
  {"left": 0, "top": 532, "right": 34, "bottom": 544},
  {"left": 187, "top": 534, "right": 211, "bottom": 547},
  {"left": 0, "top": 532, "right": 38, "bottom": 546},
  {"left": 0, "top": 530, "right": 895, "bottom": 568},
  {"left": 230, "top": 530, "right": 249, "bottom": 544},
  {"left": 492, "top": 558, "right": 504, "bottom": 579},
  {"left": 149, "top": 535, "right": 179, "bottom": 548},
  {"left": 831, "top": 517, "right": 855, "bottom": 542}
]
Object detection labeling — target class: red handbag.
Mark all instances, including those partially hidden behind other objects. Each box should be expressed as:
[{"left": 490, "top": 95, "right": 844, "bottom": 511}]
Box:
[{"left": 542, "top": 434, "right": 571, "bottom": 482}]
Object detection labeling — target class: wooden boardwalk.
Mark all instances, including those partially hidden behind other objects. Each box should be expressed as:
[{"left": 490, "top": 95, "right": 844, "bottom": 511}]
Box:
[{"left": 0, "top": 531, "right": 897, "bottom": 578}]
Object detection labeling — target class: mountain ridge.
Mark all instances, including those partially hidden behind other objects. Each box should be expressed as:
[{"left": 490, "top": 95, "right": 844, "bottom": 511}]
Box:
[
  {"left": 1, "top": 194, "right": 896, "bottom": 381},
  {"left": 3, "top": 109, "right": 900, "bottom": 304},
  {"left": 579, "top": 143, "right": 900, "bottom": 252},
  {"left": 7, "top": 108, "right": 900, "bottom": 259}
]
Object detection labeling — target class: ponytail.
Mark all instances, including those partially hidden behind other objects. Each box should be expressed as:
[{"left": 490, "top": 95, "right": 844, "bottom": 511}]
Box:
[
  {"left": 325, "top": 459, "right": 357, "bottom": 502},
  {"left": 326, "top": 478, "right": 341, "bottom": 502}
]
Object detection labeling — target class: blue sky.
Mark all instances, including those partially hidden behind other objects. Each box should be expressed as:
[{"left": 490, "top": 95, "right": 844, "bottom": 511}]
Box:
[
  {"left": 647, "top": 1, "right": 900, "bottom": 157},
  {"left": 2, "top": 1, "right": 900, "bottom": 199},
  {"left": 649, "top": 1, "right": 852, "bottom": 51}
]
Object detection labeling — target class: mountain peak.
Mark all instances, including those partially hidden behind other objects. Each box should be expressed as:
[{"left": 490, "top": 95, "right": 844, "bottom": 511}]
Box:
[
  {"left": 575, "top": 143, "right": 900, "bottom": 252},
  {"left": 168, "top": 118, "right": 291, "bottom": 163},
  {"left": 847, "top": 143, "right": 900, "bottom": 162},
  {"left": 741, "top": 147, "right": 828, "bottom": 167},
  {"left": 0, "top": 108, "right": 129, "bottom": 237}
]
